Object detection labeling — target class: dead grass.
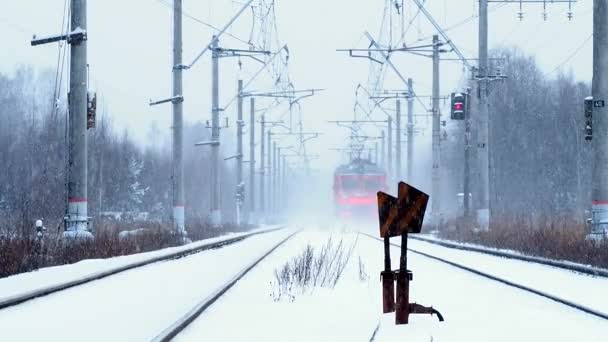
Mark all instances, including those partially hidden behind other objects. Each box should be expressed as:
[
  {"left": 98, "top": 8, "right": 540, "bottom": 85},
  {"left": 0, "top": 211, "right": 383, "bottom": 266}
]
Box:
[
  {"left": 0, "top": 220, "right": 256, "bottom": 279},
  {"left": 271, "top": 237, "right": 356, "bottom": 302},
  {"left": 438, "top": 217, "right": 608, "bottom": 269}
]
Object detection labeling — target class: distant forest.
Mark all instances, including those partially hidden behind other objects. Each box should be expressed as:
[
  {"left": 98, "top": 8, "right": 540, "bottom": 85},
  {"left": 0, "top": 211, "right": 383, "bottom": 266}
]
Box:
[
  {"left": 443, "top": 47, "right": 592, "bottom": 223},
  {"left": 0, "top": 67, "right": 239, "bottom": 236}
]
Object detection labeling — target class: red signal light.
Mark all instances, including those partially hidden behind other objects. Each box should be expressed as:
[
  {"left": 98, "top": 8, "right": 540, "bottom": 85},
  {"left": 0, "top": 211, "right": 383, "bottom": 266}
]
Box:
[{"left": 454, "top": 103, "right": 463, "bottom": 111}]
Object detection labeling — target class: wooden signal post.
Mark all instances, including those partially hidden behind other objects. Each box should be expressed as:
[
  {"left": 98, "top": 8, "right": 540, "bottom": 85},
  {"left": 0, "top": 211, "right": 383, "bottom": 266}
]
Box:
[{"left": 377, "top": 182, "right": 444, "bottom": 324}]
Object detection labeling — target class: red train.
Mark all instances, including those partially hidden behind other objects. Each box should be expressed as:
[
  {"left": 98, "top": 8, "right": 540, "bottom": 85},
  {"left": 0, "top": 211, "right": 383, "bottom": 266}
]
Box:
[{"left": 333, "top": 158, "right": 387, "bottom": 220}]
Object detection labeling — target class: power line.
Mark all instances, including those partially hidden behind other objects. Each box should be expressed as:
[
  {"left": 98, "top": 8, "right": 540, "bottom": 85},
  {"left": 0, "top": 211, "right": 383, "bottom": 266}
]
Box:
[
  {"left": 155, "top": 0, "right": 250, "bottom": 46},
  {"left": 547, "top": 33, "right": 592, "bottom": 76},
  {"left": 415, "top": 2, "right": 509, "bottom": 43}
]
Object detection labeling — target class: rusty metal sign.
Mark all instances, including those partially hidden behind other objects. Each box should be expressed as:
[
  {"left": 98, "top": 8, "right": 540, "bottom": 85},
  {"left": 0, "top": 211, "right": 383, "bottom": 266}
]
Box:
[
  {"left": 377, "top": 182, "right": 429, "bottom": 238},
  {"left": 377, "top": 181, "right": 442, "bottom": 325}
]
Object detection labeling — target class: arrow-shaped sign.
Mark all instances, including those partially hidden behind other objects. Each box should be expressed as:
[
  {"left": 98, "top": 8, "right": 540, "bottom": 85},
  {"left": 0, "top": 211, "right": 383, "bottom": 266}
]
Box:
[{"left": 377, "top": 182, "right": 429, "bottom": 238}]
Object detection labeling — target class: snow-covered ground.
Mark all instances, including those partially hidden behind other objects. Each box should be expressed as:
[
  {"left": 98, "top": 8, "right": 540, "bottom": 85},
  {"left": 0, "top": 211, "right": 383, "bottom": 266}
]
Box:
[
  {"left": 0, "top": 228, "right": 294, "bottom": 341},
  {"left": 0, "top": 225, "right": 280, "bottom": 304},
  {"left": 406, "top": 236, "right": 608, "bottom": 314},
  {"left": 176, "top": 229, "right": 379, "bottom": 342},
  {"left": 1, "top": 225, "right": 606, "bottom": 341},
  {"left": 177, "top": 226, "right": 607, "bottom": 341}
]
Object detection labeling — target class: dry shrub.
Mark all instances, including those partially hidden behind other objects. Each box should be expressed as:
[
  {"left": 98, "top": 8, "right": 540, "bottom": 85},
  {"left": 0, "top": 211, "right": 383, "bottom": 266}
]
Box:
[
  {"left": 0, "top": 220, "right": 257, "bottom": 279},
  {"left": 185, "top": 221, "right": 252, "bottom": 242},
  {"left": 271, "top": 237, "right": 356, "bottom": 302},
  {"left": 358, "top": 255, "right": 369, "bottom": 282},
  {"left": 0, "top": 236, "right": 38, "bottom": 278},
  {"left": 439, "top": 216, "right": 608, "bottom": 268}
]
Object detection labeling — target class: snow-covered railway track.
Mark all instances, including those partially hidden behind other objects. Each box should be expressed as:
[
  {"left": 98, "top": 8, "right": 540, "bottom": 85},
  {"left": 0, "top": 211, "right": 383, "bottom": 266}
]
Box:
[
  {"left": 409, "top": 235, "right": 608, "bottom": 277},
  {"left": 0, "top": 227, "right": 285, "bottom": 311},
  {"left": 151, "top": 230, "right": 299, "bottom": 342},
  {"left": 361, "top": 232, "right": 608, "bottom": 322}
]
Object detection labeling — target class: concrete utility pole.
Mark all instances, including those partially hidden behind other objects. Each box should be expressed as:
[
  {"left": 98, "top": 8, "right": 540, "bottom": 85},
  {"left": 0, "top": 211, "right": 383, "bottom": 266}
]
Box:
[
  {"left": 274, "top": 143, "right": 279, "bottom": 216},
  {"left": 592, "top": 0, "right": 608, "bottom": 237},
  {"left": 267, "top": 131, "right": 272, "bottom": 218},
  {"left": 407, "top": 78, "right": 414, "bottom": 183},
  {"left": 387, "top": 117, "right": 393, "bottom": 181},
  {"left": 210, "top": 36, "right": 221, "bottom": 227},
  {"left": 375, "top": 142, "right": 379, "bottom": 164},
  {"left": 464, "top": 88, "right": 472, "bottom": 218},
  {"left": 31, "top": 0, "right": 95, "bottom": 237},
  {"left": 395, "top": 100, "right": 402, "bottom": 181},
  {"left": 432, "top": 35, "right": 441, "bottom": 219},
  {"left": 249, "top": 98, "right": 256, "bottom": 219},
  {"left": 236, "top": 80, "right": 244, "bottom": 226},
  {"left": 65, "top": 0, "right": 89, "bottom": 236},
  {"left": 281, "top": 155, "right": 287, "bottom": 215},
  {"left": 260, "top": 114, "right": 266, "bottom": 216},
  {"left": 172, "top": 0, "right": 185, "bottom": 235},
  {"left": 470, "top": 0, "right": 570, "bottom": 228},
  {"left": 477, "top": 0, "right": 491, "bottom": 230},
  {"left": 381, "top": 130, "right": 386, "bottom": 168},
  {"left": 269, "top": 141, "right": 274, "bottom": 216},
  {"left": 148, "top": 0, "right": 188, "bottom": 236}
]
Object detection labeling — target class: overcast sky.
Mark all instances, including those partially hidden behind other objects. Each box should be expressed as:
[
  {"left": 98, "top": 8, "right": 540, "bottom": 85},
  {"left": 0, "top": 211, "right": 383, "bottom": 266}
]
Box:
[{"left": 0, "top": 0, "right": 593, "bottom": 185}]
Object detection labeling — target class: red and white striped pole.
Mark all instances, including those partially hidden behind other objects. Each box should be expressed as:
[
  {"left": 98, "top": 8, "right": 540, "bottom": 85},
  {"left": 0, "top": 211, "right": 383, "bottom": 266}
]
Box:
[{"left": 65, "top": 0, "right": 92, "bottom": 239}]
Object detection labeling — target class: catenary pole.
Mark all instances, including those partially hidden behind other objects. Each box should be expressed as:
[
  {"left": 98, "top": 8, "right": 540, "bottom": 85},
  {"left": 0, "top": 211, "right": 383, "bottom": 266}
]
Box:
[
  {"left": 381, "top": 130, "right": 386, "bottom": 168},
  {"left": 396, "top": 99, "right": 402, "bottom": 181},
  {"left": 281, "top": 155, "right": 286, "bottom": 215},
  {"left": 407, "top": 78, "right": 414, "bottom": 183},
  {"left": 267, "top": 131, "right": 272, "bottom": 220},
  {"left": 236, "top": 80, "right": 244, "bottom": 226},
  {"left": 464, "top": 88, "right": 472, "bottom": 218},
  {"left": 274, "top": 143, "right": 279, "bottom": 216},
  {"left": 477, "top": 0, "right": 491, "bottom": 230},
  {"left": 249, "top": 98, "right": 256, "bottom": 219},
  {"left": 387, "top": 116, "right": 393, "bottom": 182},
  {"left": 172, "top": 0, "right": 186, "bottom": 235},
  {"left": 260, "top": 114, "right": 266, "bottom": 217},
  {"left": 592, "top": 0, "right": 608, "bottom": 236},
  {"left": 432, "top": 35, "right": 441, "bottom": 219},
  {"left": 66, "top": 0, "right": 90, "bottom": 236},
  {"left": 375, "top": 142, "right": 379, "bottom": 164},
  {"left": 210, "top": 36, "right": 221, "bottom": 227}
]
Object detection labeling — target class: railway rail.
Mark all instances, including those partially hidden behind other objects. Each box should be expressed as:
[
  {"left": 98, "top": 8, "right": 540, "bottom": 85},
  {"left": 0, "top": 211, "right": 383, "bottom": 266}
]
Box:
[
  {"left": 0, "top": 226, "right": 285, "bottom": 311},
  {"left": 151, "top": 230, "right": 298, "bottom": 341},
  {"left": 410, "top": 234, "right": 608, "bottom": 278},
  {"left": 361, "top": 232, "right": 608, "bottom": 322}
]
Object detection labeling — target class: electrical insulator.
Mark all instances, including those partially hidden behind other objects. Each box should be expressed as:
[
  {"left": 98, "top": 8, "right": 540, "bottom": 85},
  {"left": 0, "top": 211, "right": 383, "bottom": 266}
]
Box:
[{"left": 585, "top": 96, "right": 593, "bottom": 141}]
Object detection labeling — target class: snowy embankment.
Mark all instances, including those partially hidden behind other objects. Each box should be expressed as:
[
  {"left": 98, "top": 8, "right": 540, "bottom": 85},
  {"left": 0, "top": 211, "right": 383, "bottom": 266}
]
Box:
[
  {"left": 0, "top": 225, "right": 281, "bottom": 305},
  {"left": 0, "top": 228, "right": 292, "bottom": 341},
  {"left": 177, "top": 228, "right": 607, "bottom": 342}
]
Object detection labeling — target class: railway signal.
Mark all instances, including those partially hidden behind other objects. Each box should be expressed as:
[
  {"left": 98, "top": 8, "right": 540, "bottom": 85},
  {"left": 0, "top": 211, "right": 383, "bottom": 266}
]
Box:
[
  {"left": 585, "top": 96, "right": 593, "bottom": 141},
  {"left": 451, "top": 92, "right": 466, "bottom": 120},
  {"left": 377, "top": 182, "right": 443, "bottom": 324},
  {"left": 87, "top": 92, "right": 97, "bottom": 129}
]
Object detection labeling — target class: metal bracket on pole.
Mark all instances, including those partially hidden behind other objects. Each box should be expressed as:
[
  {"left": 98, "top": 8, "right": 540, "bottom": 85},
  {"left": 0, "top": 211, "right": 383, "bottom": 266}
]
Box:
[
  {"left": 149, "top": 95, "right": 184, "bottom": 106},
  {"left": 31, "top": 27, "right": 87, "bottom": 46},
  {"left": 195, "top": 141, "right": 220, "bottom": 147},
  {"left": 224, "top": 153, "right": 243, "bottom": 161}
]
